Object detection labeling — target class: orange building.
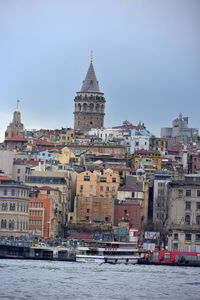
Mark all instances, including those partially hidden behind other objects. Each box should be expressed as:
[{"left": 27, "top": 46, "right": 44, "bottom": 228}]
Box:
[
  {"left": 29, "top": 188, "right": 54, "bottom": 239},
  {"left": 68, "top": 169, "right": 120, "bottom": 224},
  {"left": 76, "top": 169, "right": 120, "bottom": 198}
]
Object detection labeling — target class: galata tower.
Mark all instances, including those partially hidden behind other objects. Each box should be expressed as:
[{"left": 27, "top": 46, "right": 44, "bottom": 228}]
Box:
[{"left": 74, "top": 54, "right": 106, "bottom": 131}]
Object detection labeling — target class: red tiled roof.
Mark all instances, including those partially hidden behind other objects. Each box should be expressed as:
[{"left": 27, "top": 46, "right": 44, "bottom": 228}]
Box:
[
  {"left": 118, "top": 186, "right": 136, "bottom": 192},
  {"left": 0, "top": 176, "right": 14, "bottom": 181},
  {"left": 5, "top": 136, "right": 27, "bottom": 142},
  {"left": 14, "top": 159, "right": 39, "bottom": 165},
  {"left": 35, "top": 140, "right": 54, "bottom": 146},
  {"left": 37, "top": 186, "right": 58, "bottom": 191}
]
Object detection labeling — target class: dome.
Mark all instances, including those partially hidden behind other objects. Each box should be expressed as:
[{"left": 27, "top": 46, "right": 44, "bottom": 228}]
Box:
[{"left": 136, "top": 168, "right": 145, "bottom": 176}]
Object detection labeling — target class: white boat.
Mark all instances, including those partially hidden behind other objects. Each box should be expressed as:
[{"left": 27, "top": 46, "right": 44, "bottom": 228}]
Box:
[
  {"left": 104, "top": 242, "right": 140, "bottom": 264},
  {"left": 76, "top": 245, "right": 105, "bottom": 263},
  {"left": 75, "top": 241, "right": 140, "bottom": 264}
]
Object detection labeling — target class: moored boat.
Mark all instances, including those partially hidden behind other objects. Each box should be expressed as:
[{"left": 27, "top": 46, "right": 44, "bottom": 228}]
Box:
[{"left": 75, "top": 240, "right": 140, "bottom": 264}]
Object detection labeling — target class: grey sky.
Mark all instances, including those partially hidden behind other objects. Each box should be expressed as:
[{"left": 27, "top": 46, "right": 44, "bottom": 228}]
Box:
[{"left": 0, "top": 0, "right": 199, "bottom": 141}]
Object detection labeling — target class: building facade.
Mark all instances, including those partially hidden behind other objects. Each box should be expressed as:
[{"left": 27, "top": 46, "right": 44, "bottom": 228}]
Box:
[
  {"left": 69, "top": 169, "right": 120, "bottom": 224},
  {"left": 168, "top": 175, "right": 200, "bottom": 252},
  {"left": 0, "top": 176, "right": 29, "bottom": 237}
]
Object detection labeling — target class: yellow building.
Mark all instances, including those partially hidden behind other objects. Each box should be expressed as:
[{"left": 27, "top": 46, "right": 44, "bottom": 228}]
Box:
[
  {"left": 52, "top": 147, "right": 85, "bottom": 165},
  {"left": 59, "top": 128, "right": 74, "bottom": 145},
  {"left": 130, "top": 150, "right": 162, "bottom": 171}
]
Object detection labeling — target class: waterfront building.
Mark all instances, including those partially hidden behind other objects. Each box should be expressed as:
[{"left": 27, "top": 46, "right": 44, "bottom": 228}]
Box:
[
  {"left": 68, "top": 169, "right": 120, "bottom": 224},
  {"left": 114, "top": 201, "right": 141, "bottom": 230},
  {"left": 168, "top": 174, "right": 200, "bottom": 252},
  {"left": 74, "top": 55, "right": 106, "bottom": 131},
  {"left": 153, "top": 173, "right": 171, "bottom": 226},
  {"left": 126, "top": 174, "right": 149, "bottom": 226},
  {"left": 27, "top": 166, "right": 77, "bottom": 236},
  {"left": 0, "top": 176, "right": 29, "bottom": 237},
  {"left": 29, "top": 187, "right": 59, "bottom": 239}
]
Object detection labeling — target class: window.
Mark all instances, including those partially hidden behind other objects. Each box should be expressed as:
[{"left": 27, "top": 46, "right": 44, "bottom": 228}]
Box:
[
  {"left": 2, "top": 203, "right": 7, "bottom": 211},
  {"left": 196, "top": 216, "right": 200, "bottom": 225},
  {"left": 87, "top": 208, "right": 90, "bottom": 213},
  {"left": 1, "top": 219, "right": 7, "bottom": 228},
  {"left": 105, "top": 217, "right": 109, "bottom": 222},
  {"left": 17, "top": 169, "right": 20, "bottom": 174},
  {"left": 152, "top": 252, "right": 159, "bottom": 260},
  {"left": 112, "top": 187, "right": 115, "bottom": 192},
  {"left": 9, "top": 220, "right": 14, "bottom": 229},
  {"left": 80, "top": 185, "right": 83, "bottom": 192},
  {"left": 197, "top": 190, "right": 200, "bottom": 197},
  {"left": 100, "top": 177, "right": 107, "bottom": 183},
  {"left": 185, "top": 233, "right": 191, "bottom": 241},
  {"left": 100, "top": 186, "right": 103, "bottom": 192},
  {"left": 173, "top": 243, "right": 178, "bottom": 251},
  {"left": 174, "top": 233, "right": 178, "bottom": 240},
  {"left": 84, "top": 176, "right": 90, "bottom": 181},
  {"left": 165, "top": 253, "right": 170, "bottom": 260},
  {"left": 112, "top": 178, "right": 116, "bottom": 183},
  {"left": 178, "top": 189, "right": 183, "bottom": 198},
  {"left": 196, "top": 202, "right": 200, "bottom": 210},
  {"left": 195, "top": 234, "right": 200, "bottom": 241},
  {"left": 89, "top": 185, "right": 93, "bottom": 191},
  {"left": 132, "top": 192, "right": 135, "bottom": 197},
  {"left": 11, "top": 189, "right": 15, "bottom": 196},
  {"left": 10, "top": 203, "right": 15, "bottom": 211},
  {"left": 47, "top": 190, "right": 50, "bottom": 195},
  {"left": 86, "top": 216, "right": 89, "bottom": 221},
  {"left": 186, "top": 190, "right": 191, "bottom": 197},
  {"left": 106, "top": 187, "right": 109, "bottom": 192},
  {"left": 185, "top": 215, "right": 190, "bottom": 225},
  {"left": 185, "top": 202, "right": 191, "bottom": 210},
  {"left": 3, "top": 189, "right": 7, "bottom": 196}
]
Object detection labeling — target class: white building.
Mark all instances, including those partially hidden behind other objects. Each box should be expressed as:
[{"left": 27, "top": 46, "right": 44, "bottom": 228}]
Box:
[
  {"left": 88, "top": 128, "right": 122, "bottom": 142},
  {"left": 121, "top": 135, "right": 150, "bottom": 154}
]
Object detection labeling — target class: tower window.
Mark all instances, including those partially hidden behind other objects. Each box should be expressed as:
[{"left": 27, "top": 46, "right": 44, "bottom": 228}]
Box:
[{"left": 90, "top": 80, "right": 93, "bottom": 85}]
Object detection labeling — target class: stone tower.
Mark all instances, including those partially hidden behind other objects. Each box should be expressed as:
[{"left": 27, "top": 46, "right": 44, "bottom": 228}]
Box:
[
  {"left": 5, "top": 105, "right": 24, "bottom": 139},
  {"left": 74, "top": 55, "right": 106, "bottom": 131}
]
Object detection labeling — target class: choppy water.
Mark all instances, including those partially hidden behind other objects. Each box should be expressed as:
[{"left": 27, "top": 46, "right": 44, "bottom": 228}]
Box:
[{"left": 0, "top": 259, "right": 200, "bottom": 300}]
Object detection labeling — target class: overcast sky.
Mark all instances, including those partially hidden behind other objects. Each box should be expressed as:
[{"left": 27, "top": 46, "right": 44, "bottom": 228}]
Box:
[{"left": 0, "top": 0, "right": 199, "bottom": 142}]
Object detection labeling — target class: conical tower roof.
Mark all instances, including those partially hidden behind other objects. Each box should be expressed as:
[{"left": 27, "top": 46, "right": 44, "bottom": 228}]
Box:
[{"left": 80, "top": 62, "right": 101, "bottom": 93}]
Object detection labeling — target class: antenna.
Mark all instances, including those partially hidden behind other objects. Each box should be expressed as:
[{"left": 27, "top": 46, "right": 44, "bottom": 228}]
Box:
[
  {"left": 17, "top": 99, "right": 20, "bottom": 110},
  {"left": 91, "top": 50, "right": 93, "bottom": 63}
]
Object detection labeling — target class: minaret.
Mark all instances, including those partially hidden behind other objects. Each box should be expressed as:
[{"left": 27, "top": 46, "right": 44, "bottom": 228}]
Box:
[{"left": 74, "top": 53, "right": 106, "bottom": 131}]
